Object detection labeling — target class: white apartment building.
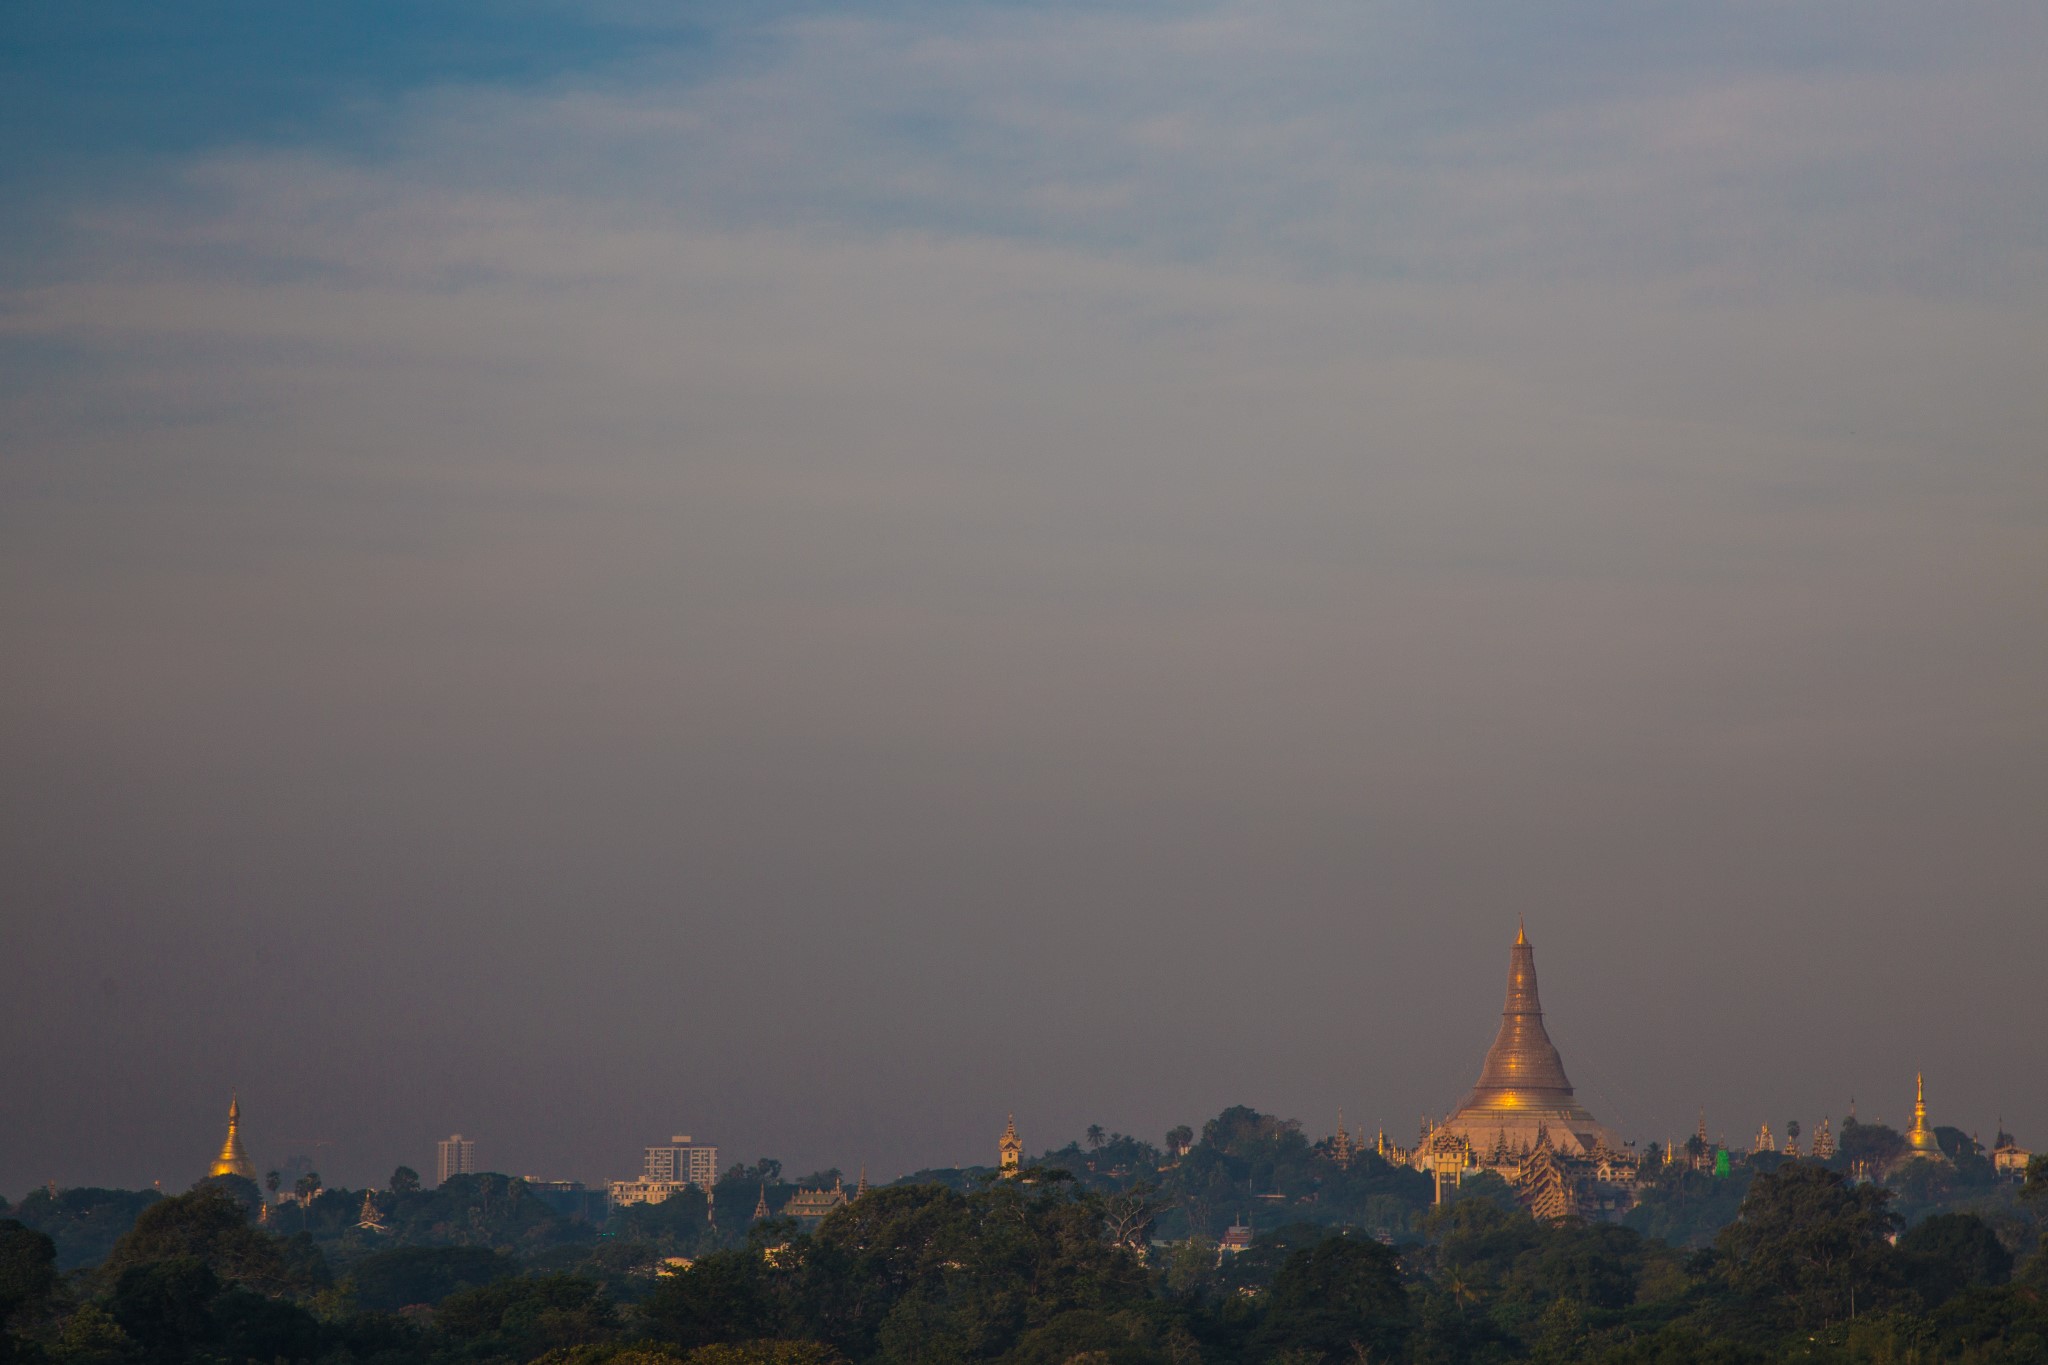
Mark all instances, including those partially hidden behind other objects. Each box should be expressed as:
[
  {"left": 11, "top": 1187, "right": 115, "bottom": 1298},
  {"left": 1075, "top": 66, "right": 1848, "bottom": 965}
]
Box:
[
  {"left": 437, "top": 1134, "right": 477, "bottom": 1185},
  {"left": 609, "top": 1135, "right": 719, "bottom": 1208}
]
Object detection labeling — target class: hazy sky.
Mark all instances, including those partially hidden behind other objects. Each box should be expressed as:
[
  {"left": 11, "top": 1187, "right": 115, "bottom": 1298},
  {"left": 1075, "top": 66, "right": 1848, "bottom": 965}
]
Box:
[{"left": 3, "top": 0, "right": 2045, "bottom": 1196}]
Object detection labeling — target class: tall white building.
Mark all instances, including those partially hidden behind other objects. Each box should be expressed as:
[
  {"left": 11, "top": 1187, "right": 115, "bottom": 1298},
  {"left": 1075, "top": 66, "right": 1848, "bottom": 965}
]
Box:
[
  {"left": 610, "top": 1134, "right": 719, "bottom": 1208},
  {"left": 643, "top": 1136, "right": 719, "bottom": 1186},
  {"left": 437, "top": 1134, "right": 477, "bottom": 1185}
]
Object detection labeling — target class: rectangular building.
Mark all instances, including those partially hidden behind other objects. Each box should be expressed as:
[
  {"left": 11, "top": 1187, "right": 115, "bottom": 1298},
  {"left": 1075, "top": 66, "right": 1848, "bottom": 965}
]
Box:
[
  {"left": 641, "top": 1136, "right": 719, "bottom": 1187},
  {"left": 610, "top": 1134, "right": 719, "bottom": 1209},
  {"left": 437, "top": 1134, "right": 477, "bottom": 1185}
]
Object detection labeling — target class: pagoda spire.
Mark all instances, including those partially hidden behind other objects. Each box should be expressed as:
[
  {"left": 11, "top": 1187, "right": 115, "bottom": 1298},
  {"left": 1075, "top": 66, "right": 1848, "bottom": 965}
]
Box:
[
  {"left": 752, "top": 1184, "right": 771, "bottom": 1220},
  {"left": 855, "top": 1165, "right": 869, "bottom": 1199},
  {"left": 1905, "top": 1072, "right": 1949, "bottom": 1162},
  {"left": 209, "top": 1092, "right": 254, "bottom": 1180},
  {"left": 1461, "top": 925, "right": 1574, "bottom": 1103}
]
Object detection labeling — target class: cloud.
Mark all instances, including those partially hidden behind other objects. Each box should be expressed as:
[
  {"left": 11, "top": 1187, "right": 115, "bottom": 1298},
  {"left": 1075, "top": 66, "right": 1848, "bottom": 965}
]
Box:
[{"left": 2, "top": 0, "right": 2045, "bottom": 1187}]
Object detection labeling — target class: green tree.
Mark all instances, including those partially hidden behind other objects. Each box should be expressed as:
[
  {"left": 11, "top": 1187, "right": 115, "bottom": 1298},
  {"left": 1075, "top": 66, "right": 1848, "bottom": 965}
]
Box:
[
  {"left": 2022, "top": 1152, "right": 2048, "bottom": 1205},
  {"left": 107, "top": 1257, "right": 222, "bottom": 1362},
  {"left": 643, "top": 1250, "right": 778, "bottom": 1349},
  {"left": 345, "top": 1244, "right": 518, "bottom": 1312},
  {"left": 1898, "top": 1212, "right": 2012, "bottom": 1307},
  {"left": 0, "top": 1219, "right": 58, "bottom": 1327},
  {"left": 389, "top": 1166, "right": 421, "bottom": 1195},
  {"left": 99, "top": 1186, "right": 297, "bottom": 1295},
  {"left": 1257, "top": 1235, "right": 1409, "bottom": 1364},
  {"left": 435, "top": 1273, "right": 617, "bottom": 1358},
  {"left": 1714, "top": 1163, "right": 1898, "bottom": 1328}
]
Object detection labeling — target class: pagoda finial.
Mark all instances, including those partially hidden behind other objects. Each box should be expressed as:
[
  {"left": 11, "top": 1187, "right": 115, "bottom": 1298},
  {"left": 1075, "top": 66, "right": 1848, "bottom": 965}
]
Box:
[{"left": 1516, "top": 917, "right": 1526, "bottom": 945}]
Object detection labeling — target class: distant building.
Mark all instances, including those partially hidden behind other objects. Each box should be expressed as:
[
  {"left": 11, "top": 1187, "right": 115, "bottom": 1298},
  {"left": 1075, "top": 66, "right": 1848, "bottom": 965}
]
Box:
[
  {"left": 999, "top": 1115, "right": 1023, "bottom": 1177},
  {"left": 437, "top": 1135, "right": 477, "bottom": 1185},
  {"left": 209, "top": 1093, "right": 255, "bottom": 1180},
  {"left": 523, "top": 1179, "right": 607, "bottom": 1222},
  {"left": 1991, "top": 1128, "right": 2031, "bottom": 1179},
  {"left": 609, "top": 1134, "right": 719, "bottom": 1209},
  {"left": 609, "top": 1179, "right": 690, "bottom": 1208},
  {"left": 780, "top": 1177, "right": 849, "bottom": 1228},
  {"left": 1811, "top": 1117, "right": 1836, "bottom": 1160},
  {"left": 643, "top": 1136, "right": 720, "bottom": 1186},
  {"left": 1217, "top": 1222, "right": 1254, "bottom": 1257}
]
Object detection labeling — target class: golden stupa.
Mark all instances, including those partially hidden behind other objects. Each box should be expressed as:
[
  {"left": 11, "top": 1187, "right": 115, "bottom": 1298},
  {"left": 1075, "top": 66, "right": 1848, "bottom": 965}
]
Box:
[
  {"left": 1436, "top": 923, "right": 1618, "bottom": 1158},
  {"left": 1902, "top": 1073, "right": 1951, "bottom": 1165},
  {"left": 209, "top": 1092, "right": 255, "bottom": 1180}
]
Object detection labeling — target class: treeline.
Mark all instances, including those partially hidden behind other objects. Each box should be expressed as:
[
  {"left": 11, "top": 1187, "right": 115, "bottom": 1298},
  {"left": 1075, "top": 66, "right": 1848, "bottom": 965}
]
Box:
[{"left": 2, "top": 1158, "right": 2046, "bottom": 1363}]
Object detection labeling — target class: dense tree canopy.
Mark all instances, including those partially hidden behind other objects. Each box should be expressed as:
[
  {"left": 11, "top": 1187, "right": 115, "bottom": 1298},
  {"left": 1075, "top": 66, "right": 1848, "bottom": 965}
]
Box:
[{"left": 5, "top": 1107, "right": 2046, "bottom": 1363}]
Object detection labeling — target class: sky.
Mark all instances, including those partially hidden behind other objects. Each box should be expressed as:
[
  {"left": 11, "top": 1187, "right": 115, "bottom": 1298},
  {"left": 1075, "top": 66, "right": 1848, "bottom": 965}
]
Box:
[{"left": 2, "top": 0, "right": 2045, "bottom": 1196}]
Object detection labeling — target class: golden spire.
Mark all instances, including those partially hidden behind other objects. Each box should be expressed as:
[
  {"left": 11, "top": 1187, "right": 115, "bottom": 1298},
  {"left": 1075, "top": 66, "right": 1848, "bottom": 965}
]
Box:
[
  {"left": 1516, "top": 917, "right": 1526, "bottom": 946},
  {"left": 1462, "top": 925, "right": 1575, "bottom": 1100},
  {"left": 209, "top": 1092, "right": 254, "bottom": 1180},
  {"left": 1906, "top": 1071, "right": 1947, "bottom": 1159}
]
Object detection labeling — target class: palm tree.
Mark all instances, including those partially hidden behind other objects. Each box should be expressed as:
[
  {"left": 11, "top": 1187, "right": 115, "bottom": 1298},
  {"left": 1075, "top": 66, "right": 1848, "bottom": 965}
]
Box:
[
  {"left": 1444, "top": 1271, "right": 1480, "bottom": 1322},
  {"left": 1086, "top": 1124, "right": 1107, "bottom": 1151},
  {"left": 264, "top": 1170, "right": 281, "bottom": 1212},
  {"left": 294, "top": 1172, "right": 322, "bottom": 1231}
]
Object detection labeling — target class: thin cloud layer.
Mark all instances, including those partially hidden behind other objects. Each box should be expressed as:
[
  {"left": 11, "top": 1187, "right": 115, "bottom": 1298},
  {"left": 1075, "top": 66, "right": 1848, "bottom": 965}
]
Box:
[{"left": 1, "top": 0, "right": 2043, "bottom": 1190}]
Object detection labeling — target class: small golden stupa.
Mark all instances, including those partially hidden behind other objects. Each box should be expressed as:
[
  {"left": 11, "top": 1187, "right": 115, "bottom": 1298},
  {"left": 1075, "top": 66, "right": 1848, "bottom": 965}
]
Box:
[
  {"left": 208, "top": 1092, "right": 255, "bottom": 1180},
  {"left": 1902, "top": 1073, "right": 1951, "bottom": 1166}
]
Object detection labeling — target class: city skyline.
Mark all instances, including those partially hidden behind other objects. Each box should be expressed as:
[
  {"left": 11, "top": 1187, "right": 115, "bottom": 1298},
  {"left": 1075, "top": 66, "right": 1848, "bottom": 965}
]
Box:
[{"left": 62, "top": 924, "right": 2030, "bottom": 1197}]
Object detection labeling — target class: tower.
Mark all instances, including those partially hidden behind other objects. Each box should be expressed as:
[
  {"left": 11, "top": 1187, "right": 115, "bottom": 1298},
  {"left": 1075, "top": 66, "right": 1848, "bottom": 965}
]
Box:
[
  {"left": 1903, "top": 1073, "right": 1951, "bottom": 1165},
  {"left": 437, "top": 1135, "right": 476, "bottom": 1185},
  {"left": 999, "top": 1114, "right": 1023, "bottom": 1177},
  {"left": 855, "top": 1165, "right": 869, "bottom": 1199},
  {"left": 1431, "top": 924, "right": 1617, "bottom": 1158},
  {"left": 209, "top": 1093, "right": 255, "bottom": 1180},
  {"left": 1812, "top": 1117, "right": 1835, "bottom": 1160},
  {"left": 1333, "top": 1111, "right": 1354, "bottom": 1170},
  {"left": 752, "top": 1184, "right": 771, "bottom": 1221}
]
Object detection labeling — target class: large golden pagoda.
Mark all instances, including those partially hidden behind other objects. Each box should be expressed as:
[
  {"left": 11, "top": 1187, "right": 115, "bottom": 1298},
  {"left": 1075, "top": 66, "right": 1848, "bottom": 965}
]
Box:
[
  {"left": 1902, "top": 1073, "right": 1951, "bottom": 1165},
  {"left": 1435, "top": 923, "right": 1618, "bottom": 1158},
  {"left": 208, "top": 1092, "right": 255, "bottom": 1180}
]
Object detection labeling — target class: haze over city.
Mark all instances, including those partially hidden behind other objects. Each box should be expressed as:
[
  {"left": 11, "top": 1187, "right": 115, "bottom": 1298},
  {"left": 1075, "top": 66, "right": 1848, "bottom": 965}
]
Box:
[{"left": 3, "top": 0, "right": 2045, "bottom": 1198}]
